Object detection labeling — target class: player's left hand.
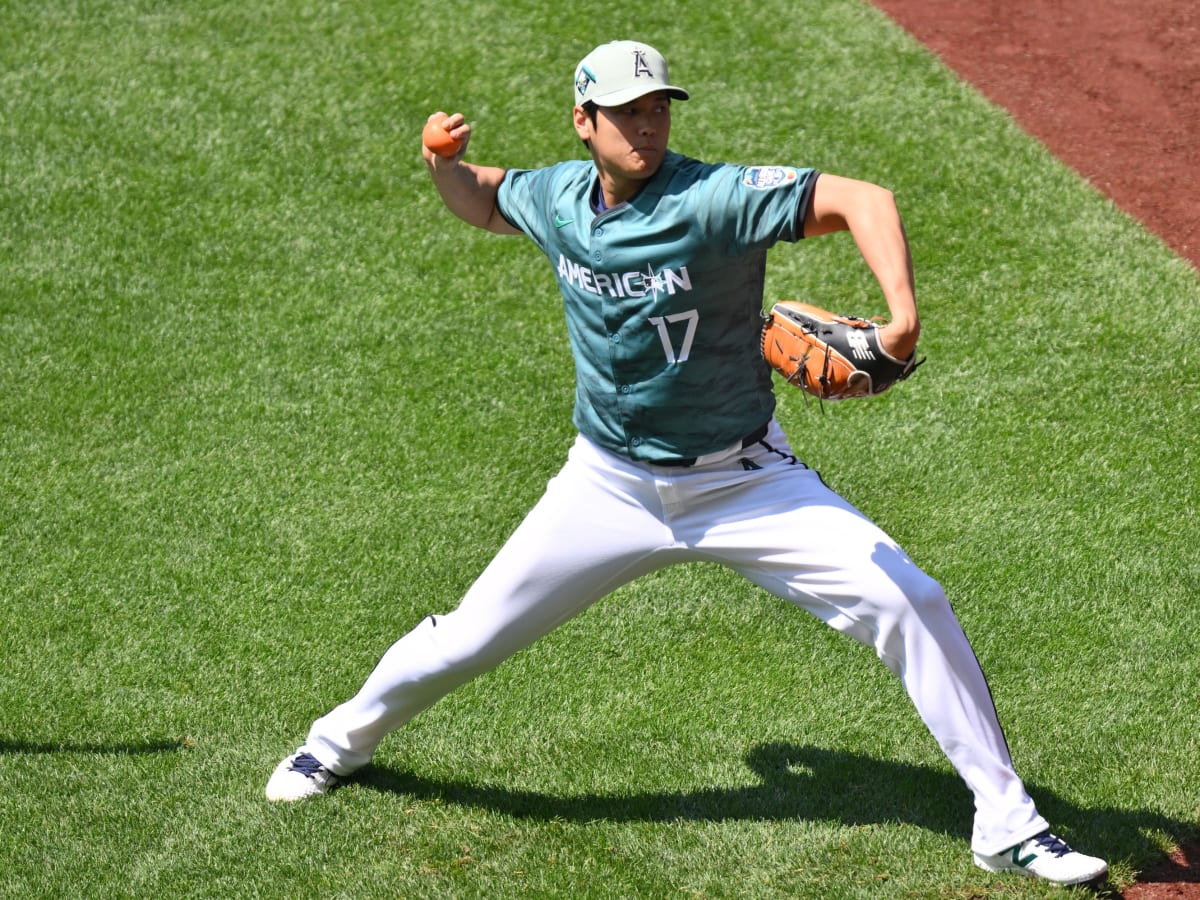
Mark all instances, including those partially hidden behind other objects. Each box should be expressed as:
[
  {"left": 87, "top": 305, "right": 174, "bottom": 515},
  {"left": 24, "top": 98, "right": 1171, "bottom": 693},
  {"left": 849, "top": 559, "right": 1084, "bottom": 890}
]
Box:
[{"left": 878, "top": 320, "right": 919, "bottom": 362}]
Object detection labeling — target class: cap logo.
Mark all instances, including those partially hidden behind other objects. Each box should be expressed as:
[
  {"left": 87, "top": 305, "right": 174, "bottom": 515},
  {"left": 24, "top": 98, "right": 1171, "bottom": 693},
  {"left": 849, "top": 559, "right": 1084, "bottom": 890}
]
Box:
[
  {"left": 575, "top": 65, "right": 596, "bottom": 99},
  {"left": 632, "top": 49, "right": 654, "bottom": 79}
]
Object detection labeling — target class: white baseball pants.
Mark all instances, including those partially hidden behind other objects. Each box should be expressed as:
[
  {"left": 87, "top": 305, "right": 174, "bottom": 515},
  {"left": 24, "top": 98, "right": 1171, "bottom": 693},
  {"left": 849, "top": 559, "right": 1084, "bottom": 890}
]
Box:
[{"left": 303, "top": 418, "right": 1048, "bottom": 854}]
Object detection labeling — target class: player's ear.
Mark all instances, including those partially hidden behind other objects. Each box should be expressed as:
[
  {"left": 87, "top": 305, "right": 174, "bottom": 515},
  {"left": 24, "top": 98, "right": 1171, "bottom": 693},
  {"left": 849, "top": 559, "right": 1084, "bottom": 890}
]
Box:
[
  {"left": 572, "top": 105, "right": 593, "bottom": 142},
  {"left": 575, "top": 102, "right": 602, "bottom": 151}
]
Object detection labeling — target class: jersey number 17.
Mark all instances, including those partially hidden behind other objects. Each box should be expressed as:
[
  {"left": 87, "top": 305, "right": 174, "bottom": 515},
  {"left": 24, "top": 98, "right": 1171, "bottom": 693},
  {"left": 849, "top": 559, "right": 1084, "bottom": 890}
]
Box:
[{"left": 648, "top": 309, "right": 698, "bottom": 364}]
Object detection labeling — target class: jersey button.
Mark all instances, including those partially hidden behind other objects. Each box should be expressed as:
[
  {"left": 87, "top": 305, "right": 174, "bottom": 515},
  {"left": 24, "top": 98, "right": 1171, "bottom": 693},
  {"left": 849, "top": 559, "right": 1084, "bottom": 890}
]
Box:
[
  {"left": 610, "top": 333, "right": 622, "bottom": 343},
  {"left": 618, "top": 384, "right": 631, "bottom": 394}
]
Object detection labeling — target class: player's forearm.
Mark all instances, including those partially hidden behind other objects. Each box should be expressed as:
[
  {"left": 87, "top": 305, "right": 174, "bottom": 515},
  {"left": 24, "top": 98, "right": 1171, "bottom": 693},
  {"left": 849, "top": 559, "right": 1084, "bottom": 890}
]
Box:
[
  {"left": 426, "top": 160, "right": 515, "bottom": 233},
  {"left": 834, "top": 181, "right": 920, "bottom": 358},
  {"left": 854, "top": 209, "right": 920, "bottom": 355}
]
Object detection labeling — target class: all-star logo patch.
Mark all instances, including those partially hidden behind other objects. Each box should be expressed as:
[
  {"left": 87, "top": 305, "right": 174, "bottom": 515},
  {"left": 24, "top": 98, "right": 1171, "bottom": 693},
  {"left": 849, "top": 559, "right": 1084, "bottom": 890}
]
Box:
[{"left": 742, "top": 166, "right": 798, "bottom": 190}]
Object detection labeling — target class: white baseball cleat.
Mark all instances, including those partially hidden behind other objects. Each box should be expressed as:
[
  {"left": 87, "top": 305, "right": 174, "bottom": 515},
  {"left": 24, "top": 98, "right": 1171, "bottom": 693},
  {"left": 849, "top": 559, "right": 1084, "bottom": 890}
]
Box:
[
  {"left": 974, "top": 830, "right": 1108, "bottom": 885},
  {"left": 265, "top": 750, "right": 339, "bottom": 801}
]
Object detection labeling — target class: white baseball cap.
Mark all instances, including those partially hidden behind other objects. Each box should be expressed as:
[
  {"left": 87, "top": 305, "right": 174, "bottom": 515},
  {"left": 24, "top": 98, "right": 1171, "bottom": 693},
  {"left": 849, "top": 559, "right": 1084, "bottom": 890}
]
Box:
[{"left": 573, "top": 40, "right": 690, "bottom": 107}]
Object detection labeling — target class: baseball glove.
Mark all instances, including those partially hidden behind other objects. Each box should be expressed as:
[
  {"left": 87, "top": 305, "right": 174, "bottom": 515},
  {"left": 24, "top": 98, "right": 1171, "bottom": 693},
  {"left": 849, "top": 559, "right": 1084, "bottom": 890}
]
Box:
[{"left": 761, "top": 301, "right": 922, "bottom": 400}]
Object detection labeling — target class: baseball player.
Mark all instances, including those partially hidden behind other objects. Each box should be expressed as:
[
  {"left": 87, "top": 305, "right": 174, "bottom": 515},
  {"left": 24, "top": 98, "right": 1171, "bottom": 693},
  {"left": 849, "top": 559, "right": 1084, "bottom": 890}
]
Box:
[{"left": 267, "top": 40, "right": 1108, "bottom": 887}]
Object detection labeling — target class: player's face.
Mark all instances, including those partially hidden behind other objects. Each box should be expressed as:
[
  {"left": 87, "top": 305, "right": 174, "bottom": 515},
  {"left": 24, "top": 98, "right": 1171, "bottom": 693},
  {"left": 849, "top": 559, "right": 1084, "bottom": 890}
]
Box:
[{"left": 575, "top": 92, "right": 672, "bottom": 190}]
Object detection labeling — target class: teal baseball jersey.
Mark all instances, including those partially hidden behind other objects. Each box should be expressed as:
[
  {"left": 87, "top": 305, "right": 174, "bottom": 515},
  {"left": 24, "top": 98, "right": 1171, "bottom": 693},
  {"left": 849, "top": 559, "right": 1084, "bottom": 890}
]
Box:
[{"left": 497, "top": 150, "right": 818, "bottom": 462}]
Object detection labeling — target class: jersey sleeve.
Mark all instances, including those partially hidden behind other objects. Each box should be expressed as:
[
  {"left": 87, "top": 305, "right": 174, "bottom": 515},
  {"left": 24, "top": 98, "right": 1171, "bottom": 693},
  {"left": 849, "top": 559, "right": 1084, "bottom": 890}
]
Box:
[
  {"left": 495, "top": 162, "right": 589, "bottom": 250},
  {"left": 494, "top": 167, "right": 536, "bottom": 237},
  {"left": 690, "top": 162, "right": 819, "bottom": 254}
]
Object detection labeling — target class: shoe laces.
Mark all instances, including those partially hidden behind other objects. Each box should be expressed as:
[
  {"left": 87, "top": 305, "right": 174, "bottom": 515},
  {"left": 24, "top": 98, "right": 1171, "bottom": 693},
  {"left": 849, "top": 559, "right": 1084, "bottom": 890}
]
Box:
[
  {"left": 290, "top": 753, "right": 327, "bottom": 777},
  {"left": 1031, "top": 831, "right": 1075, "bottom": 858}
]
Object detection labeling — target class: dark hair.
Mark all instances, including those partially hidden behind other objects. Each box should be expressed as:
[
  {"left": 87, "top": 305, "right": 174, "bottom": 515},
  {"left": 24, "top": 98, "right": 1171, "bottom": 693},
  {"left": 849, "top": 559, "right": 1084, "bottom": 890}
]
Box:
[{"left": 580, "top": 101, "right": 598, "bottom": 148}]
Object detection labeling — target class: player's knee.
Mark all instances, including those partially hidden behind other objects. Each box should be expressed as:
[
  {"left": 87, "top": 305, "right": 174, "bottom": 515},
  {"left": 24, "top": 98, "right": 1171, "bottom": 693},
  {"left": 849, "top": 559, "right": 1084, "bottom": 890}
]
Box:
[
  {"left": 898, "top": 569, "right": 951, "bottom": 620},
  {"left": 869, "top": 571, "right": 955, "bottom": 674},
  {"left": 908, "top": 565, "right": 945, "bottom": 599},
  {"left": 422, "top": 610, "right": 518, "bottom": 676},
  {"left": 871, "top": 543, "right": 948, "bottom": 616}
]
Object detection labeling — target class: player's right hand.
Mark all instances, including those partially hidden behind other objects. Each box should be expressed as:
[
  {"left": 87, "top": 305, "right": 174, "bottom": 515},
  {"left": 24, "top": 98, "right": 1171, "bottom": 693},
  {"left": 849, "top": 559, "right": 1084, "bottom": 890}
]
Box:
[{"left": 421, "top": 111, "right": 469, "bottom": 167}]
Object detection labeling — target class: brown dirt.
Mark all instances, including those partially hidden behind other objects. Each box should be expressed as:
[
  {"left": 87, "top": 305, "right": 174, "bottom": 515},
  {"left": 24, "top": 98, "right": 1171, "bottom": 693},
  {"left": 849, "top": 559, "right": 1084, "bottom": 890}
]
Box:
[
  {"left": 1120, "top": 842, "right": 1200, "bottom": 899},
  {"left": 871, "top": 0, "right": 1200, "bottom": 271},
  {"left": 869, "top": 2, "right": 1199, "bottom": 895}
]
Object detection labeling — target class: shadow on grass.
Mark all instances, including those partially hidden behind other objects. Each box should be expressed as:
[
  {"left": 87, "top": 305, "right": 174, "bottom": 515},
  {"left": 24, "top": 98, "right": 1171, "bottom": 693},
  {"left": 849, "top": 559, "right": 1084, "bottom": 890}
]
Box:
[
  {"left": 370, "top": 742, "right": 968, "bottom": 834},
  {"left": 364, "top": 742, "right": 1196, "bottom": 884},
  {"left": 0, "top": 738, "right": 190, "bottom": 755}
]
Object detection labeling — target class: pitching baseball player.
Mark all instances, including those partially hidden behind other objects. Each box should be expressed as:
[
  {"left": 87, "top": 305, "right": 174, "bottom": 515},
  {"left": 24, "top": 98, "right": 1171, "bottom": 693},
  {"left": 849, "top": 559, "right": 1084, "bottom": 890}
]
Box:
[{"left": 267, "top": 40, "right": 1107, "bottom": 887}]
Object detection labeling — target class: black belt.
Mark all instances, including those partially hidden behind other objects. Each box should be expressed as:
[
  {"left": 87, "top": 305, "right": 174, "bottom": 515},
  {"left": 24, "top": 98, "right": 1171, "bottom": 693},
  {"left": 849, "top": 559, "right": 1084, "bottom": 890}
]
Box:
[{"left": 653, "top": 422, "right": 769, "bottom": 468}]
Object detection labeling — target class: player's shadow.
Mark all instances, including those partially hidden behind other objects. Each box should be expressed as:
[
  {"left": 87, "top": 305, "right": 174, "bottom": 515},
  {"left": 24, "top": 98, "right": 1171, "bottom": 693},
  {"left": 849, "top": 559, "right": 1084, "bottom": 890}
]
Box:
[
  {"left": 366, "top": 742, "right": 1197, "bottom": 884},
  {"left": 368, "top": 742, "right": 968, "bottom": 833}
]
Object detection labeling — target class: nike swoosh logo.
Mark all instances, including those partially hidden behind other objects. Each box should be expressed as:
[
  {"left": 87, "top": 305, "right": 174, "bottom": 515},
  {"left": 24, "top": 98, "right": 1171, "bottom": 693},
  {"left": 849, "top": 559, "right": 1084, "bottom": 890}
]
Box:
[{"left": 554, "top": 215, "right": 574, "bottom": 228}]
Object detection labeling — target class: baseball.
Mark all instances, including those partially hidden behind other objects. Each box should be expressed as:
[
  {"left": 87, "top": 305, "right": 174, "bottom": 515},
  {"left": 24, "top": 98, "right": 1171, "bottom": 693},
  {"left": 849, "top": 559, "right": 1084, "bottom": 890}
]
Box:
[{"left": 422, "top": 115, "right": 463, "bottom": 158}]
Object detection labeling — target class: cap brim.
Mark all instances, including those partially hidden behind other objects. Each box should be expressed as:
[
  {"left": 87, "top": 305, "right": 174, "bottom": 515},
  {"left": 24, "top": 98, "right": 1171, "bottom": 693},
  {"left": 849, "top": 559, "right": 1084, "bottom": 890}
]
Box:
[{"left": 589, "top": 85, "right": 690, "bottom": 107}]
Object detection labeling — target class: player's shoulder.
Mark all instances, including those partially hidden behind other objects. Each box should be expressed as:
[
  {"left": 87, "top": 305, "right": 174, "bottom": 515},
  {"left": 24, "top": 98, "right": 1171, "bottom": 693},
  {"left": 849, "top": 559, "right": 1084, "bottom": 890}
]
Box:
[
  {"left": 511, "top": 158, "right": 592, "bottom": 182},
  {"left": 503, "top": 158, "right": 592, "bottom": 197},
  {"left": 649, "top": 152, "right": 728, "bottom": 202},
  {"left": 661, "top": 152, "right": 810, "bottom": 193},
  {"left": 660, "top": 151, "right": 721, "bottom": 182}
]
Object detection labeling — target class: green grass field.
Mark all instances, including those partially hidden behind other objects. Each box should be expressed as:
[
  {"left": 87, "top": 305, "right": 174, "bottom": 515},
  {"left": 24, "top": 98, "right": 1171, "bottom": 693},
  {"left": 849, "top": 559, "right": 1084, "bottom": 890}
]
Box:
[{"left": 3, "top": 1, "right": 1198, "bottom": 896}]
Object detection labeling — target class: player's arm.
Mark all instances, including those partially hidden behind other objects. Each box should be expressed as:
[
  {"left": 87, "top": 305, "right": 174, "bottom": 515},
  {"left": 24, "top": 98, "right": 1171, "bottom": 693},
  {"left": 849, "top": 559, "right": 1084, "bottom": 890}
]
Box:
[
  {"left": 803, "top": 173, "right": 919, "bottom": 360},
  {"left": 422, "top": 112, "right": 521, "bottom": 235}
]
